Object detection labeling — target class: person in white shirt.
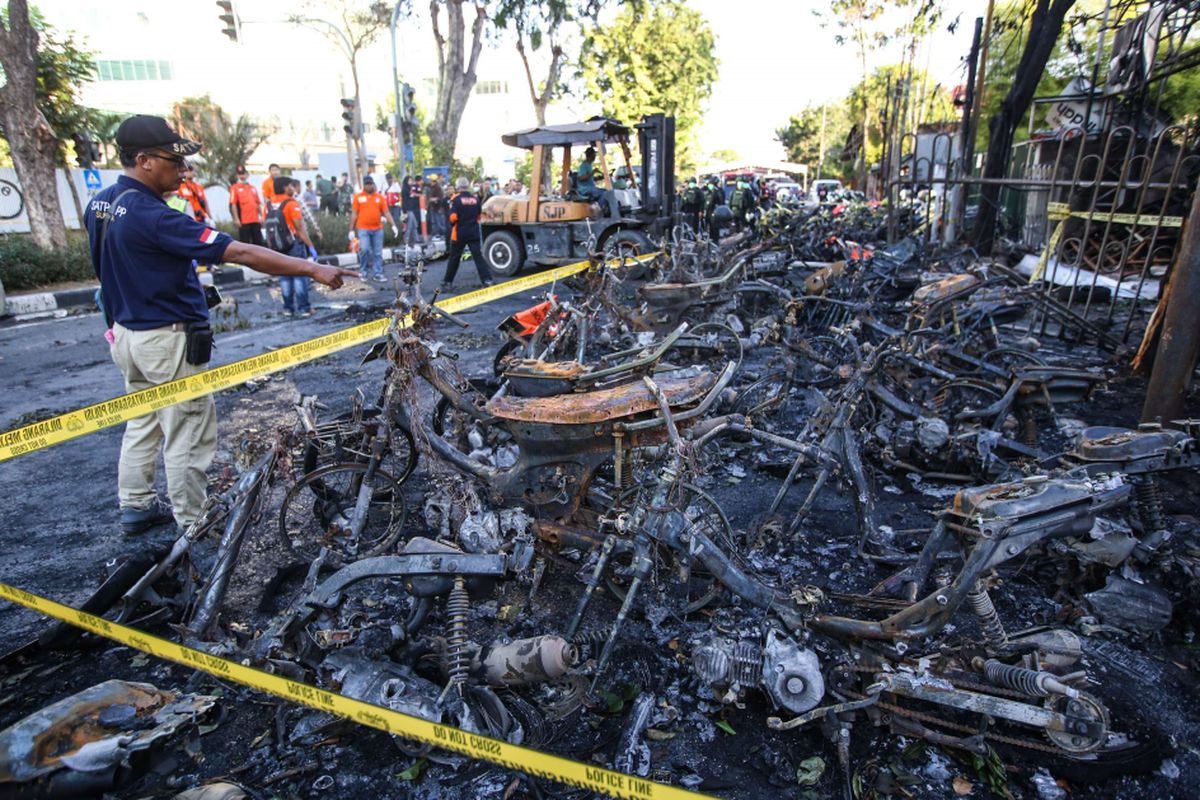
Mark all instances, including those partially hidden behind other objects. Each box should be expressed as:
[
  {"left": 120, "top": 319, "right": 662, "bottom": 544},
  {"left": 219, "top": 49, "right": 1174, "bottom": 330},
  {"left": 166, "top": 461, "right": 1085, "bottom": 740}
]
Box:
[{"left": 384, "top": 173, "right": 404, "bottom": 230}]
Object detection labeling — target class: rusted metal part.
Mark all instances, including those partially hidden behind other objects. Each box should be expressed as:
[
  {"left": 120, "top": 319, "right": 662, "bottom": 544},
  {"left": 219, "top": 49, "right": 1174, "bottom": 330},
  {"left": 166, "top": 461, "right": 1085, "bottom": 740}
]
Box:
[
  {"left": 502, "top": 359, "right": 588, "bottom": 398},
  {"left": 533, "top": 520, "right": 610, "bottom": 551},
  {"left": 480, "top": 635, "right": 578, "bottom": 687},
  {"left": 1143, "top": 184, "right": 1200, "bottom": 423},
  {"left": 487, "top": 371, "right": 717, "bottom": 424},
  {"left": 912, "top": 273, "right": 981, "bottom": 304},
  {"left": 803, "top": 260, "right": 847, "bottom": 295},
  {"left": 0, "top": 680, "right": 216, "bottom": 787}
]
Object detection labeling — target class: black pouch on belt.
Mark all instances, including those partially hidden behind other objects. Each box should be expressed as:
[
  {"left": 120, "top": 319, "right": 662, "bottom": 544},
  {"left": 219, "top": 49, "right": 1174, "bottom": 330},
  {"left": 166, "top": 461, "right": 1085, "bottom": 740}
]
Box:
[{"left": 185, "top": 321, "right": 214, "bottom": 365}]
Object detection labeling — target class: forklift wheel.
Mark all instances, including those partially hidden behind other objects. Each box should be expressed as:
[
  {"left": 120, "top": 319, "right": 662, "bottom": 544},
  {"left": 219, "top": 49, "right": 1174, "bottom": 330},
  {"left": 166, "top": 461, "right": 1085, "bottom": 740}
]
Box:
[
  {"left": 603, "top": 229, "right": 654, "bottom": 279},
  {"left": 484, "top": 231, "right": 525, "bottom": 277}
]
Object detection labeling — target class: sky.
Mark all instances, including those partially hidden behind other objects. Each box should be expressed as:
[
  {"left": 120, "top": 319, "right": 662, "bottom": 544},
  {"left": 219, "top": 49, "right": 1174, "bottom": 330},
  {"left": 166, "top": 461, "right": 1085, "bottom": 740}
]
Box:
[{"left": 32, "top": 0, "right": 994, "bottom": 169}]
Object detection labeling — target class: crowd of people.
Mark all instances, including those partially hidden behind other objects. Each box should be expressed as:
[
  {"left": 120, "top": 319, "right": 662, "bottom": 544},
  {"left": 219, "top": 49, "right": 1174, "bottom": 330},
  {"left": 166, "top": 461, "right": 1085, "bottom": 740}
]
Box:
[{"left": 678, "top": 174, "right": 814, "bottom": 237}]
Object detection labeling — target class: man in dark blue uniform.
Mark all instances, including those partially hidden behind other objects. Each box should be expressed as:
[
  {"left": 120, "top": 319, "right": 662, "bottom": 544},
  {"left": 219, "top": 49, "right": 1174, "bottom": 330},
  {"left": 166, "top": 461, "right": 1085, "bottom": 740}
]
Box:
[
  {"left": 440, "top": 177, "right": 494, "bottom": 293},
  {"left": 86, "top": 115, "right": 356, "bottom": 534}
]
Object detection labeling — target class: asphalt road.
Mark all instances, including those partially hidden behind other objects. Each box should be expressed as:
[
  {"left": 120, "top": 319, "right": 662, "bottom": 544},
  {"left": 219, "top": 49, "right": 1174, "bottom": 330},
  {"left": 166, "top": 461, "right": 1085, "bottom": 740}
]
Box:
[{"left": 0, "top": 255, "right": 553, "bottom": 640}]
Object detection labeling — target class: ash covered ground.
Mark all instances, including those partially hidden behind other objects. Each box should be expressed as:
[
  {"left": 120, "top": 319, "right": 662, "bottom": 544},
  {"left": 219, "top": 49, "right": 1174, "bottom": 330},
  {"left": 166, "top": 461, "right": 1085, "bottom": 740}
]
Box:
[{"left": 0, "top": 252, "right": 1198, "bottom": 800}]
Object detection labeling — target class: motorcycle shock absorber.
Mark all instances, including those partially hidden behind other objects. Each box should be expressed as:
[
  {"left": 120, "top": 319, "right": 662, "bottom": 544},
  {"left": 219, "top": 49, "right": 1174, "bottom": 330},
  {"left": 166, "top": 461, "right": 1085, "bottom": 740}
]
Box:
[
  {"left": 1018, "top": 407, "right": 1039, "bottom": 448},
  {"left": 982, "top": 659, "right": 1078, "bottom": 698},
  {"left": 1134, "top": 476, "right": 1167, "bottom": 535},
  {"left": 967, "top": 581, "right": 1008, "bottom": 649},
  {"left": 445, "top": 576, "right": 470, "bottom": 695}
]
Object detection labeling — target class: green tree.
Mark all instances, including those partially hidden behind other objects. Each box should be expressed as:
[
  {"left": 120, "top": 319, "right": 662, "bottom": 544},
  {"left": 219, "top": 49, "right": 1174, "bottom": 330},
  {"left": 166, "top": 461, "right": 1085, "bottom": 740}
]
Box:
[
  {"left": 849, "top": 64, "right": 955, "bottom": 168},
  {"left": 494, "top": 1, "right": 612, "bottom": 126},
  {"left": 776, "top": 103, "right": 852, "bottom": 179},
  {"left": 777, "top": 65, "right": 952, "bottom": 183},
  {"left": 172, "top": 95, "right": 271, "bottom": 188},
  {"left": 818, "top": 0, "right": 889, "bottom": 188},
  {"left": 708, "top": 148, "right": 740, "bottom": 164},
  {"left": 378, "top": 93, "right": 433, "bottom": 174},
  {"left": 973, "top": 0, "right": 1102, "bottom": 152},
  {"left": 31, "top": 20, "right": 111, "bottom": 222},
  {"left": 579, "top": 0, "right": 718, "bottom": 172},
  {"left": 514, "top": 150, "right": 533, "bottom": 186},
  {"left": 0, "top": 1, "right": 83, "bottom": 248}
]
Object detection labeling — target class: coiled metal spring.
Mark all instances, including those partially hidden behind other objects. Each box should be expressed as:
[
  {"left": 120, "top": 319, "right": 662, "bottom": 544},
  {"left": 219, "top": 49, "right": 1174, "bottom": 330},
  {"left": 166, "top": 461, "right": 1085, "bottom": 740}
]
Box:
[
  {"left": 982, "top": 659, "right": 1077, "bottom": 699},
  {"left": 1134, "top": 477, "right": 1167, "bottom": 533},
  {"left": 967, "top": 582, "right": 1007, "bottom": 648},
  {"left": 446, "top": 577, "right": 470, "bottom": 694},
  {"left": 1019, "top": 409, "right": 1039, "bottom": 448}
]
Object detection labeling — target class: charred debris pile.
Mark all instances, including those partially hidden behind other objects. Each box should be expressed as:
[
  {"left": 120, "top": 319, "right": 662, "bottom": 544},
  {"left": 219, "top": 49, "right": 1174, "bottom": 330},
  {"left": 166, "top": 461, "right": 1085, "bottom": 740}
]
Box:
[{"left": 4, "top": 206, "right": 1199, "bottom": 800}]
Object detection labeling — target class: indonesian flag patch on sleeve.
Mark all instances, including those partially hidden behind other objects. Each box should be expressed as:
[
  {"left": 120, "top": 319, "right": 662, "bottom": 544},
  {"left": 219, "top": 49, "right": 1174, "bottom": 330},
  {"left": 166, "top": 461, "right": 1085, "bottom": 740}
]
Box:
[{"left": 199, "top": 228, "right": 220, "bottom": 244}]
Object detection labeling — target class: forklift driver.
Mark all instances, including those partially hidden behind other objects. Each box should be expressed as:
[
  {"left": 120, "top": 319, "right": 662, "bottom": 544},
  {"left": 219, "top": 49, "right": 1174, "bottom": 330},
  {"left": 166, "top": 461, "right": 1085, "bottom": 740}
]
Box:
[{"left": 575, "top": 146, "right": 609, "bottom": 214}]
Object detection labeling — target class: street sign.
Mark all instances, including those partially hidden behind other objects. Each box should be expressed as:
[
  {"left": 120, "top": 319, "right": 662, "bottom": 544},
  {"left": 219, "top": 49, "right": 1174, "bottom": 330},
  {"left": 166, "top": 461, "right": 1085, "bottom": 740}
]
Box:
[
  {"left": 403, "top": 144, "right": 414, "bottom": 162},
  {"left": 83, "top": 169, "right": 102, "bottom": 193}
]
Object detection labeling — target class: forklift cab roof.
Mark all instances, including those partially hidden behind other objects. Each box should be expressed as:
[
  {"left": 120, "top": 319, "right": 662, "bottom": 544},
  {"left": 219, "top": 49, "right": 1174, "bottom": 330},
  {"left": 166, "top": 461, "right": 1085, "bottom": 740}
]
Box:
[{"left": 500, "top": 117, "right": 631, "bottom": 149}]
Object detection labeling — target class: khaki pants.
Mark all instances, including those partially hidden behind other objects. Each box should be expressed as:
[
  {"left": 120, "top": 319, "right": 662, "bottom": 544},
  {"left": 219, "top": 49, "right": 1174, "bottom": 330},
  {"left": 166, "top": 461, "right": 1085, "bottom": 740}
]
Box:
[{"left": 111, "top": 322, "right": 217, "bottom": 527}]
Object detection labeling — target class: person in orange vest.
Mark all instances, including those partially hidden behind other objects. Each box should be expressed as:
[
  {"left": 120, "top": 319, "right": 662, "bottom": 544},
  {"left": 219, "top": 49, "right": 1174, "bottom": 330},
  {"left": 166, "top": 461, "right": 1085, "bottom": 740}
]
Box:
[
  {"left": 228, "top": 164, "right": 263, "bottom": 245},
  {"left": 349, "top": 176, "right": 397, "bottom": 282},
  {"left": 440, "top": 177, "right": 493, "bottom": 292},
  {"left": 261, "top": 163, "right": 281, "bottom": 216},
  {"left": 177, "top": 163, "right": 212, "bottom": 224},
  {"left": 266, "top": 176, "right": 319, "bottom": 317}
]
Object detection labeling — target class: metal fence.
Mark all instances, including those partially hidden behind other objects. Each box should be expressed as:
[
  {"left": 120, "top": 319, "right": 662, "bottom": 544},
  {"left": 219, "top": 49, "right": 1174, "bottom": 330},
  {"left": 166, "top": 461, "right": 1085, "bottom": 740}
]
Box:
[
  {"left": 880, "top": 0, "right": 1200, "bottom": 349},
  {"left": 887, "top": 123, "right": 1197, "bottom": 347}
]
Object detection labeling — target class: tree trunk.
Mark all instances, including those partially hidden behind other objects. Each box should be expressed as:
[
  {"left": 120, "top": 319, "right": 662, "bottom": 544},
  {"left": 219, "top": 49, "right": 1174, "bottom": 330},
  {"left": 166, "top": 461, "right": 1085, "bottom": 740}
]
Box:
[
  {"left": 0, "top": 0, "right": 68, "bottom": 250},
  {"left": 858, "top": 40, "right": 869, "bottom": 191},
  {"left": 972, "top": 0, "right": 1075, "bottom": 253},
  {"left": 429, "top": 0, "right": 486, "bottom": 164},
  {"left": 517, "top": 37, "right": 563, "bottom": 126},
  {"left": 517, "top": 36, "right": 562, "bottom": 187}
]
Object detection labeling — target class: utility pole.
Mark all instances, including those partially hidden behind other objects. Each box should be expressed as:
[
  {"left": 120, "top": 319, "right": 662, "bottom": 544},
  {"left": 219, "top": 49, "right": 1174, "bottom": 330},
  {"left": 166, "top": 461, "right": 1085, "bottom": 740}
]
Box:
[
  {"left": 390, "top": 1, "right": 407, "bottom": 181},
  {"left": 1142, "top": 187, "right": 1200, "bottom": 425},
  {"left": 947, "top": 16, "right": 983, "bottom": 243},
  {"left": 967, "top": 0, "right": 995, "bottom": 164},
  {"left": 817, "top": 103, "right": 827, "bottom": 182}
]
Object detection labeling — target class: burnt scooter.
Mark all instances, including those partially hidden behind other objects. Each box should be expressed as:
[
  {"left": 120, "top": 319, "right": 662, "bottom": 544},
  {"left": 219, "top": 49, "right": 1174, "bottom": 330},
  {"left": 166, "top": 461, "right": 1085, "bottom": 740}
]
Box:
[{"left": 384, "top": 264, "right": 737, "bottom": 522}]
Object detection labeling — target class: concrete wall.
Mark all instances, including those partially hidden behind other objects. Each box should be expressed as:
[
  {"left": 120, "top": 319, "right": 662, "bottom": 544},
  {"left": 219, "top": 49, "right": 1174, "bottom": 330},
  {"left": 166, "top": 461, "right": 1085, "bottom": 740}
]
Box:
[{"left": 0, "top": 168, "right": 392, "bottom": 234}]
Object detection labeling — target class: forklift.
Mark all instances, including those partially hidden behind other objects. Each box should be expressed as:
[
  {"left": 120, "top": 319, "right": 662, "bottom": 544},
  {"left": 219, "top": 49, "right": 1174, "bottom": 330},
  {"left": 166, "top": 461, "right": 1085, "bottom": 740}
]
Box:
[{"left": 479, "top": 113, "right": 676, "bottom": 276}]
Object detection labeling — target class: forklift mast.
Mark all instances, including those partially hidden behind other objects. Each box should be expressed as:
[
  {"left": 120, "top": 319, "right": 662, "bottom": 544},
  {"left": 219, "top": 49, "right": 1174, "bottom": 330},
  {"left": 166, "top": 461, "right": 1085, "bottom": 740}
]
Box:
[{"left": 636, "top": 113, "right": 676, "bottom": 231}]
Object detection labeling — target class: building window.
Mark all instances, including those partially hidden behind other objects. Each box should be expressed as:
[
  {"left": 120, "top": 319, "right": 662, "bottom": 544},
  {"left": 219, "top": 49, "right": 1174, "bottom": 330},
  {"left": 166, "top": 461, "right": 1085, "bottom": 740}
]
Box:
[
  {"left": 95, "top": 59, "right": 175, "bottom": 81},
  {"left": 475, "top": 80, "right": 508, "bottom": 95}
]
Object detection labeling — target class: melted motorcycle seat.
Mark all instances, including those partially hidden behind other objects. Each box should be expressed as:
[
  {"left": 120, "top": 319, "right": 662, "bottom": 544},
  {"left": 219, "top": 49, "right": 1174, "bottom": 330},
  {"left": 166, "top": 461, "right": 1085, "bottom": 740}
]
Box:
[{"left": 487, "top": 371, "right": 718, "bottom": 424}]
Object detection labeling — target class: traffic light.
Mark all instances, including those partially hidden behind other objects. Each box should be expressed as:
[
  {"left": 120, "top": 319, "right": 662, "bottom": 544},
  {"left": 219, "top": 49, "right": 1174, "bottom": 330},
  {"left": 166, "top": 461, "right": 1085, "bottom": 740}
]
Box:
[
  {"left": 341, "top": 97, "right": 357, "bottom": 136},
  {"left": 401, "top": 83, "right": 417, "bottom": 129},
  {"left": 216, "top": 1, "right": 239, "bottom": 42},
  {"left": 72, "top": 133, "right": 95, "bottom": 168}
]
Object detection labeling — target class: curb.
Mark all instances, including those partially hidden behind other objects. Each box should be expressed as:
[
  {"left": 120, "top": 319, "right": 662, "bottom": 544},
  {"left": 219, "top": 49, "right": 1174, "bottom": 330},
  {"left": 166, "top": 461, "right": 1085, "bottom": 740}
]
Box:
[
  {"left": 4, "top": 267, "right": 256, "bottom": 318},
  {"left": 2, "top": 244, "right": 448, "bottom": 319}
]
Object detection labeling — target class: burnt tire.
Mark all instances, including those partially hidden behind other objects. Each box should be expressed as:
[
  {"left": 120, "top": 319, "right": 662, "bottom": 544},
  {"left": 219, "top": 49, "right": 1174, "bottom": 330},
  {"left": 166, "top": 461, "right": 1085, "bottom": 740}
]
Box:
[
  {"left": 484, "top": 230, "right": 524, "bottom": 277},
  {"left": 603, "top": 229, "right": 654, "bottom": 279}
]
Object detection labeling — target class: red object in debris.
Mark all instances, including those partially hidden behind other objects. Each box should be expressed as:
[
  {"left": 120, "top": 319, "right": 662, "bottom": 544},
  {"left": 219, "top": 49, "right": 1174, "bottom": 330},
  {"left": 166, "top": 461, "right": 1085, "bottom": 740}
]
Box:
[
  {"left": 509, "top": 296, "right": 559, "bottom": 337},
  {"left": 832, "top": 203, "right": 847, "bottom": 215}
]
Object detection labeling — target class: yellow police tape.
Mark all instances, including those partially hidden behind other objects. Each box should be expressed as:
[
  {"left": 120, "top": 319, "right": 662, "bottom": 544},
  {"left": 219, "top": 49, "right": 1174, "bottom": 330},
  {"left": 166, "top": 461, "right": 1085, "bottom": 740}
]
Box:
[
  {"left": 1045, "top": 201, "right": 1183, "bottom": 228},
  {"left": 0, "top": 581, "right": 709, "bottom": 799},
  {"left": 0, "top": 254, "right": 654, "bottom": 462}
]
